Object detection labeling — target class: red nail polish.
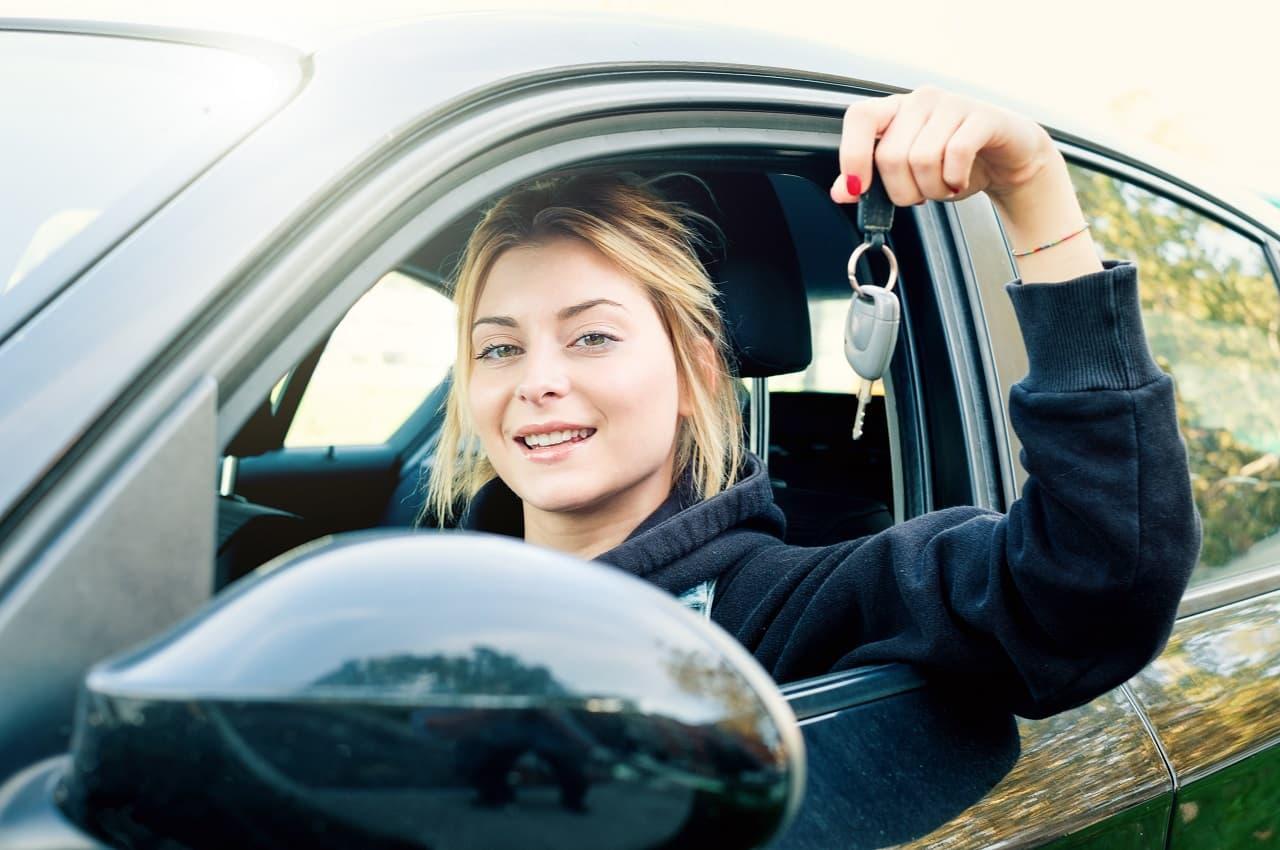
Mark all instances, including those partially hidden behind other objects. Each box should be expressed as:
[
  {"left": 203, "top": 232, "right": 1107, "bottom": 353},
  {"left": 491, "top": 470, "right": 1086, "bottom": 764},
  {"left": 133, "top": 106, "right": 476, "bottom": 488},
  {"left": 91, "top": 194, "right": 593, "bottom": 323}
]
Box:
[{"left": 845, "top": 174, "right": 861, "bottom": 197}]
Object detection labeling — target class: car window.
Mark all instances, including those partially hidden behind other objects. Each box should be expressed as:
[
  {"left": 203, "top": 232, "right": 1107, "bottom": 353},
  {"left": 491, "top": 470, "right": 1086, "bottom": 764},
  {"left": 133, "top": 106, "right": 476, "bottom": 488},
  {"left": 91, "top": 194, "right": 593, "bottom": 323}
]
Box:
[
  {"left": 285, "top": 272, "right": 457, "bottom": 447},
  {"left": 1070, "top": 163, "right": 1280, "bottom": 588},
  {"left": 0, "top": 31, "right": 295, "bottom": 343}
]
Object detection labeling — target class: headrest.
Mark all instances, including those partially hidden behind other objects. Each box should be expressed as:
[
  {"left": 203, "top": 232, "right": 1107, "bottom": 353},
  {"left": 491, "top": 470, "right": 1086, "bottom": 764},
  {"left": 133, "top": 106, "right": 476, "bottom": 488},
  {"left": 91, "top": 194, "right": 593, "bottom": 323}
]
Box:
[{"left": 668, "top": 173, "right": 812, "bottom": 378}]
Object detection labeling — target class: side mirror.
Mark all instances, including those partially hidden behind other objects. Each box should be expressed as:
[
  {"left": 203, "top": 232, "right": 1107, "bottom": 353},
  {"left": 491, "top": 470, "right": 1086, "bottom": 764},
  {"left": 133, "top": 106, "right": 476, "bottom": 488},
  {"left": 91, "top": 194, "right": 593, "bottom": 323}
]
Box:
[{"left": 58, "top": 532, "right": 805, "bottom": 850}]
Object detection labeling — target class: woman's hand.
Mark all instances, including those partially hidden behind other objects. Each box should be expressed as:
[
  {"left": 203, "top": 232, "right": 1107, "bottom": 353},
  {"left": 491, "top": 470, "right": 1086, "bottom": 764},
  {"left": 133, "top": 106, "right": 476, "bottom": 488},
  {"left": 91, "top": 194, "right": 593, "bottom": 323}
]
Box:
[
  {"left": 831, "top": 85, "right": 1103, "bottom": 283},
  {"left": 829, "top": 85, "right": 1055, "bottom": 206}
]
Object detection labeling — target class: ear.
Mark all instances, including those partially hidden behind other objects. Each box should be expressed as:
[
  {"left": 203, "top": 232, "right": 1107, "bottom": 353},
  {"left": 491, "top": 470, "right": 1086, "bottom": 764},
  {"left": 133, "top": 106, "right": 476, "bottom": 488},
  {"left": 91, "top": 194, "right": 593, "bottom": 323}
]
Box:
[{"left": 678, "top": 335, "right": 718, "bottom": 418}]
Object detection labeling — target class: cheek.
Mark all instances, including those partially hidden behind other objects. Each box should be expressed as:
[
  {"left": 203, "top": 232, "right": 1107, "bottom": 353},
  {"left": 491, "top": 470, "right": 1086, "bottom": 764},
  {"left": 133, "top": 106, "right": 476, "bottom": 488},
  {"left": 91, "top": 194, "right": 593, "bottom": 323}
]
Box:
[
  {"left": 597, "top": 347, "right": 682, "bottom": 431},
  {"left": 467, "top": 372, "right": 509, "bottom": 439}
]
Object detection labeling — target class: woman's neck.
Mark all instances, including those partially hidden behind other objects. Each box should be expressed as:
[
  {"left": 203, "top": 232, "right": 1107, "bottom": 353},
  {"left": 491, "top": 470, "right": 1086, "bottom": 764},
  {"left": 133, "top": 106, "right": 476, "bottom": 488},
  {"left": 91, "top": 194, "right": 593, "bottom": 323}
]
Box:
[{"left": 522, "top": 461, "right": 675, "bottom": 560}]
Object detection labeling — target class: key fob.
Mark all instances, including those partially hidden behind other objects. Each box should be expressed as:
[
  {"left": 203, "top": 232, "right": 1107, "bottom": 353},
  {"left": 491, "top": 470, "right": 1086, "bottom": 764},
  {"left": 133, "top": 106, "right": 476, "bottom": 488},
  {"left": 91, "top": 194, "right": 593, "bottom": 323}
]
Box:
[{"left": 844, "top": 285, "right": 900, "bottom": 382}]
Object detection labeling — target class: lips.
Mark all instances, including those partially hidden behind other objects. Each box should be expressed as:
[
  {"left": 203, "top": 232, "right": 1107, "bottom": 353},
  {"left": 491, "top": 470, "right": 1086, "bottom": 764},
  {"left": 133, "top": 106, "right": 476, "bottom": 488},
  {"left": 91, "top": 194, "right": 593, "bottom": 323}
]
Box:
[{"left": 512, "top": 424, "right": 596, "bottom": 460}]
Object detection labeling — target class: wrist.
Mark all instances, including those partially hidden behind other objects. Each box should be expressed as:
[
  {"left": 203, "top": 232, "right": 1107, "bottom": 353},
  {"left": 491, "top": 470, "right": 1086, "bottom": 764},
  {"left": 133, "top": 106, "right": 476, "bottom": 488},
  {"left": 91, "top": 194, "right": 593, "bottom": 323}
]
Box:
[
  {"left": 989, "top": 150, "right": 1104, "bottom": 283},
  {"left": 988, "top": 145, "right": 1072, "bottom": 224}
]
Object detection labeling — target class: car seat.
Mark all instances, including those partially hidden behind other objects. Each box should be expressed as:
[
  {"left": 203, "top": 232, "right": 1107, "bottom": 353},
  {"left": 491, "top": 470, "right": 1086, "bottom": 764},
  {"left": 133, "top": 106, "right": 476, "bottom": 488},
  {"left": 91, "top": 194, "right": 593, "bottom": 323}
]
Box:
[{"left": 675, "top": 172, "right": 894, "bottom": 546}]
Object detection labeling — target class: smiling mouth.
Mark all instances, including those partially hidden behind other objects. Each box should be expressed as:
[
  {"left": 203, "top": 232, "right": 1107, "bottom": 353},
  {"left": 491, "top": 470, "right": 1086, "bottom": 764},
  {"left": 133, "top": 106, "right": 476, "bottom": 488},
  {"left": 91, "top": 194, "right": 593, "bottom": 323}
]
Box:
[{"left": 515, "top": 428, "right": 597, "bottom": 451}]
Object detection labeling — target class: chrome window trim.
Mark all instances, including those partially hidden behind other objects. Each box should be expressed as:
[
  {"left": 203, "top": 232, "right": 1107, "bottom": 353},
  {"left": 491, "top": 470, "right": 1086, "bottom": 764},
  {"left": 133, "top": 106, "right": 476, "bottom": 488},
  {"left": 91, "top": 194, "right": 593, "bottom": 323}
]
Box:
[
  {"left": 1177, "top": 563, "right": 1280, "bottom": 618},
  {"left": 779, "top": 664, "right": 925, "bottom": 721}
]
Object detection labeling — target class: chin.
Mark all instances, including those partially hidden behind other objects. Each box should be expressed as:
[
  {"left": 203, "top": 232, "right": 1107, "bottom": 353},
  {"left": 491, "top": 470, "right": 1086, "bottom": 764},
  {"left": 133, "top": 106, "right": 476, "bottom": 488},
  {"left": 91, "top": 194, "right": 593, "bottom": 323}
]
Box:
[{"left": 515, "top": 475, "right": 614, "bottom": 515}]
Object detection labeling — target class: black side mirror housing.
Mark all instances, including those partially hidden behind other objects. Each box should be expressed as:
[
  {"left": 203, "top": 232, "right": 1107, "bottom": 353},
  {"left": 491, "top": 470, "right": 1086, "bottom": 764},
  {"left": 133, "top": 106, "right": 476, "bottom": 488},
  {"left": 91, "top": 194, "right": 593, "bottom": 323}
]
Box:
[{"left": 57, "top": 532, "right": 805, "bottom": 850}]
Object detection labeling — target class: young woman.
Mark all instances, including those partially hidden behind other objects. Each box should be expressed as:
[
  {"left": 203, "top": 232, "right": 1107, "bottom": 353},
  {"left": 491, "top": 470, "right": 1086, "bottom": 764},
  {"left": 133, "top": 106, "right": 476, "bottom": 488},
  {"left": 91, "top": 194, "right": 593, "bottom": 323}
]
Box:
[{"left": 423, "top": 86, "right": 1201, "bottom": 719}]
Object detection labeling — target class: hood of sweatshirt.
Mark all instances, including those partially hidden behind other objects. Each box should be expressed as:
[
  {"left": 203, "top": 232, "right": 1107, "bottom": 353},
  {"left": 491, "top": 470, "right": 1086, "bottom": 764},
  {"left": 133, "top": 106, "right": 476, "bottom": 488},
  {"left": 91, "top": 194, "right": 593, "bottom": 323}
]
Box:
[{"left": 458, "top": 452, "right": 786, "bottom": 594}]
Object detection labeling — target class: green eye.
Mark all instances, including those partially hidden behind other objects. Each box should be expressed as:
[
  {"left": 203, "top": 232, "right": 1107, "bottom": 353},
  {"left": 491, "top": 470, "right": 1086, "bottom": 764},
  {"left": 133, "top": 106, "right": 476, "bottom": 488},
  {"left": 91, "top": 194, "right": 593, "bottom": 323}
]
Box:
[
  {"left": 476, "top": 344, "right": 520, "bottom": 360},
  {"left": 576, "top": 332, "right": 617, "bottom": 349}
]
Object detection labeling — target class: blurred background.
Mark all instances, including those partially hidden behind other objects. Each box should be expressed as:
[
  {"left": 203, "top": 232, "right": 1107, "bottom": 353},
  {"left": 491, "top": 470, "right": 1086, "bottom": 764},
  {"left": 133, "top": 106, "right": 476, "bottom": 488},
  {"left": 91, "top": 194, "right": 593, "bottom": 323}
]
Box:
[{"left": 11, "top": 0, "right": 1279, "bottom": 205}]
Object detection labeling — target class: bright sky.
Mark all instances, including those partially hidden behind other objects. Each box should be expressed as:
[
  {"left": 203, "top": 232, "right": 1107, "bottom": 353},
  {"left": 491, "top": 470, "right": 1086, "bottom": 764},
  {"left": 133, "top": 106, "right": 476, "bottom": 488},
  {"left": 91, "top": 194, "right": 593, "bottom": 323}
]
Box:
[{"left": 10, "top": 0, "right": 1279, "bottom": 197}]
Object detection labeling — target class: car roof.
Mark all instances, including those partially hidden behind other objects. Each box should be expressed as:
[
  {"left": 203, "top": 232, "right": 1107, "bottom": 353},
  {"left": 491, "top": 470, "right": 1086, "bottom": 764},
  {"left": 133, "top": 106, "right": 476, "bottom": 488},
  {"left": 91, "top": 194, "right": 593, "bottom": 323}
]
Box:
[{"left": 9, "top": 9, "right": 1279, "bottom": 236}]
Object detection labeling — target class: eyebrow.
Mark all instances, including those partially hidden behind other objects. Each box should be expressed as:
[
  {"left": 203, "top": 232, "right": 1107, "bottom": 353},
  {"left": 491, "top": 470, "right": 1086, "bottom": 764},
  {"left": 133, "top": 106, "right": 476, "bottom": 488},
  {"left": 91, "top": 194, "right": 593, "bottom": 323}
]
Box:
[{"left": 471, "top": 298, "right": 626, "bottom": 330}]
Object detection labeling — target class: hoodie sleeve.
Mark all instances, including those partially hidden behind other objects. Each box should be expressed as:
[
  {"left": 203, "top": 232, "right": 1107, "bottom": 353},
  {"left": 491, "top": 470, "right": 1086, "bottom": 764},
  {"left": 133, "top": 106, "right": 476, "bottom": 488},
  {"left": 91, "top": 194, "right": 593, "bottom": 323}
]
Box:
[{"left": 711, "top": 260, "right": 1202, "bottom": 719}]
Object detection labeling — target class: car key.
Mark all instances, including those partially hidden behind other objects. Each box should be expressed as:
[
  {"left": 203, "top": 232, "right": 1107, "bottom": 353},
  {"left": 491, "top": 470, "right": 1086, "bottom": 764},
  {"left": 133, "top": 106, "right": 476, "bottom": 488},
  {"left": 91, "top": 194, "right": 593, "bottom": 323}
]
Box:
[
  {"left": 844, "top": 284, "right": 900, "bottom": 439},
  {"left": 845, "top": 166, "right": 900, "bottom": 440}
]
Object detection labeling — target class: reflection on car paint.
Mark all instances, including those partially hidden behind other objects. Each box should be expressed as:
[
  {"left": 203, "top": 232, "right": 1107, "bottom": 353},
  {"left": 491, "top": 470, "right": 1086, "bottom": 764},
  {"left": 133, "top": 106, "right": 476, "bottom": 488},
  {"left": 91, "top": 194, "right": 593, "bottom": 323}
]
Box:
[
  {"left": 1128, "top": 589, "right": 1280, "bottom": 848},
  {"left": 895, "top": 688, "right": 1170, "bottom": 849}
]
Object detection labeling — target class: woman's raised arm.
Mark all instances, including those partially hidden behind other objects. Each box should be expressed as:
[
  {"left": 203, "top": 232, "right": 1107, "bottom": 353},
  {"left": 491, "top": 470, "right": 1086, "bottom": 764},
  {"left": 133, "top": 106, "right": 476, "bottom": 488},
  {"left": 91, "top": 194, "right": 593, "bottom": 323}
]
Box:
[{"left": 829, "top": 86, "right": 1104, "bottom": 283}]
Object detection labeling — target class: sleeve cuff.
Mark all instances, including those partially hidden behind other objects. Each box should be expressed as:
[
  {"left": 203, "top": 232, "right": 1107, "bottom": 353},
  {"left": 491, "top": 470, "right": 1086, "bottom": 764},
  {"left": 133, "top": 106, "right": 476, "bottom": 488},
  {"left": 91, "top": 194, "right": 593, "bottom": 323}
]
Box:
[{"left": 1004, "top": 260, "right": 1165, "bottom": 393}]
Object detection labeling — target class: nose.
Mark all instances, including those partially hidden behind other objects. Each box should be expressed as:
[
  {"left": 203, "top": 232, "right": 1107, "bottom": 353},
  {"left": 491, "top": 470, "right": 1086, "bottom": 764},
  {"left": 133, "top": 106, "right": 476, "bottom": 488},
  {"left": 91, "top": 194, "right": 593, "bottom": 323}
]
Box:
[{"left": 515, "top": 348, "right": 570, "bottom": 405}]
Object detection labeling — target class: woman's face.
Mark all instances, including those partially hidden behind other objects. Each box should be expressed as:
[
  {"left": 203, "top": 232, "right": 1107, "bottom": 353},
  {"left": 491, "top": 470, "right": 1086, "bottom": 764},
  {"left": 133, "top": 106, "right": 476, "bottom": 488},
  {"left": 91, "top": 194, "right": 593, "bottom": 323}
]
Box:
[{"left": 467, "top": 236, "right": 686, "bottom": 518}]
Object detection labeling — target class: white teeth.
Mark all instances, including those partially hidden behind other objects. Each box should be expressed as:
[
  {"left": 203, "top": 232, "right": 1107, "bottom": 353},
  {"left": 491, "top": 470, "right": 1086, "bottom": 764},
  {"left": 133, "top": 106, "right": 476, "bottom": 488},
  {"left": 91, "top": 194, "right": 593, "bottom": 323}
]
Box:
[{"left": 522, "top": 428, "right": 593, "bottom": 448}]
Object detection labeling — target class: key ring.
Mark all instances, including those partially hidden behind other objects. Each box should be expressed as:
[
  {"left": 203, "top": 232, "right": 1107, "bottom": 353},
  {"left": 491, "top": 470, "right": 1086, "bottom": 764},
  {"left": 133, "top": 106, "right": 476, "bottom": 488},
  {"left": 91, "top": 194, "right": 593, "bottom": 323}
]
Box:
[{"left": 847, "top": 241, "right": 899, "bottom": 296}]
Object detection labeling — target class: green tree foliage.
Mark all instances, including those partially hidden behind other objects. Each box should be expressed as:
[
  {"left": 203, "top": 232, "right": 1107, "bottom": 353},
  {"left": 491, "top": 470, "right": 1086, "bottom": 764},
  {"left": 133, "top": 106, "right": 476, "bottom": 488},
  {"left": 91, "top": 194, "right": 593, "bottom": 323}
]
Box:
[{"left": 1069, "top": 166, "right": 1280, "bottom": 578}]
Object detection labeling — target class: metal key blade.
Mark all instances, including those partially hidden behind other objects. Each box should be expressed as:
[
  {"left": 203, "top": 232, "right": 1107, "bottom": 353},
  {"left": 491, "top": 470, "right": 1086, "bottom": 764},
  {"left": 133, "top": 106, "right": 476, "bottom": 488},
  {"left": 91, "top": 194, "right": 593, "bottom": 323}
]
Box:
[{"left": 852, "top": 378, "right": 872, "bottom": 440}]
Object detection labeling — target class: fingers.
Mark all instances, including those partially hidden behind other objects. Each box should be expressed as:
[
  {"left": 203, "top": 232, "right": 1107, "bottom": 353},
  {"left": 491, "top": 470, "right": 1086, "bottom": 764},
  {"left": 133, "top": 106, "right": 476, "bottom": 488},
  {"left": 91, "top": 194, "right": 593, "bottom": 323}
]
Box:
[
  {"left": 832, "top": 86, "right": 995, "bottom": 207},
  {"left": 940, "top": 110, "right": 994, "bottom": 196},
  {"left": 909, "top": 105, "right": 968, "bottom": 198},
  {"left": 874, "top": 94, "right": 933, "bottom": 206},
  {"left": 830, "top": 94, "right": 900, "bottom": 203}
]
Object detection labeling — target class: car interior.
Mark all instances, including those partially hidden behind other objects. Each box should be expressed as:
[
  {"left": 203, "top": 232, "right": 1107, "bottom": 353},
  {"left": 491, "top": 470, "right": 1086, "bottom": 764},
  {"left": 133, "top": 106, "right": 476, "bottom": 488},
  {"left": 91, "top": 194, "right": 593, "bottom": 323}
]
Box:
[{"left": 214, "top": 154, "right": 965, "bottom": 595}]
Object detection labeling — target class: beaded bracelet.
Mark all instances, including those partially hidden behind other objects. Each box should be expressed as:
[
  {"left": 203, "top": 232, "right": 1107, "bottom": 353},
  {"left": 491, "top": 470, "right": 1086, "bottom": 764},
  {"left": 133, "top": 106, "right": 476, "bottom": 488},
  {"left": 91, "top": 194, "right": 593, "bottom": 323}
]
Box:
[{"left": 1012, "top": 222, "right": 1091, "bottom": 257}]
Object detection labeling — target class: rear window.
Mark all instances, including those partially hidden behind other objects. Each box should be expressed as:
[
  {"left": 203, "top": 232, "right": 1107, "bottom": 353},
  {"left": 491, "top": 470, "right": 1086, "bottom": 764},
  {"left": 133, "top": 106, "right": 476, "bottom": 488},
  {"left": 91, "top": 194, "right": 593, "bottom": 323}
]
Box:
[{"left": 0, "top": 29, "right": 299, "bottom": 342}]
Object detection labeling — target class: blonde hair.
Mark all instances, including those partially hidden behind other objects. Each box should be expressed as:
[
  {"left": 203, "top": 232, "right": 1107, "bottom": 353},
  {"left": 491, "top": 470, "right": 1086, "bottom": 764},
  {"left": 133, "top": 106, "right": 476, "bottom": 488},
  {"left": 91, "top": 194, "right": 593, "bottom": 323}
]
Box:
[{"left": 422, "top": 172, "right": 744, "bottom": 526}]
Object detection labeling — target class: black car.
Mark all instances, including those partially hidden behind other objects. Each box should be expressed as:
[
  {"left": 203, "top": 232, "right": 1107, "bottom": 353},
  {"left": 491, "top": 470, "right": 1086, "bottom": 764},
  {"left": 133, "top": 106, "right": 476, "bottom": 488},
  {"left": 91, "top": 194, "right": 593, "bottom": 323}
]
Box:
[{"left": 1, "top": 12, "right": 1279, "bottom": 849}]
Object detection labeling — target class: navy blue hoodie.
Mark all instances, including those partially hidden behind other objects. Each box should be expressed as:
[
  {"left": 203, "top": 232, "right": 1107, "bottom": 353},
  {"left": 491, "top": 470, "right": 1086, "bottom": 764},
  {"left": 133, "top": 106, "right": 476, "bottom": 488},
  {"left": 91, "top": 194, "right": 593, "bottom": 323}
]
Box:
[{"left": 461, "top": 261, "right": 1202, "bottom": 719}]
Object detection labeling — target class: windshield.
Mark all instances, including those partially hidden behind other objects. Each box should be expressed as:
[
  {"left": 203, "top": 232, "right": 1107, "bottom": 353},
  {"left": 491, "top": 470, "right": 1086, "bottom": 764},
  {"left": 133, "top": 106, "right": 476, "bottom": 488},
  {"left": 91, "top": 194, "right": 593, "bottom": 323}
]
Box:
[{"left": 0, "top": 28, "right": 300, "bottom": 343}]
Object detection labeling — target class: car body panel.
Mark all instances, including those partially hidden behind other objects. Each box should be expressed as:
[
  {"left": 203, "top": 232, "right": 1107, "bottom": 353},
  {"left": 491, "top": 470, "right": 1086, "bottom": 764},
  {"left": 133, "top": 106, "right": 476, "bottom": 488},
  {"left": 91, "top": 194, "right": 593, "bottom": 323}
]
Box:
[
  {"left": 1128, "top": 589, "right": 1280, "bottom": 848},
  {"left": 0, "top": 380, "right": 217, "bottom": 780},
  {"left": 892, "top": 688, "right": 1172, "bottom": 849}
]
